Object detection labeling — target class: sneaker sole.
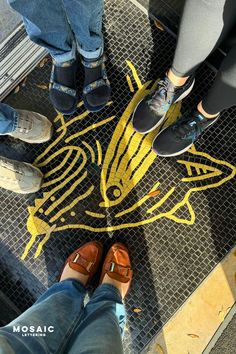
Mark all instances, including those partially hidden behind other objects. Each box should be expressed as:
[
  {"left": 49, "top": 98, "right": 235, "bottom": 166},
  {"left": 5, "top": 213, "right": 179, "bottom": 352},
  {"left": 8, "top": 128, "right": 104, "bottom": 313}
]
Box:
[
  {"left": 132, "top": 78, "right": 195, "bottom": 135},
  {"left": 152, "top": 114, "right": 217, "bottom": 157}
]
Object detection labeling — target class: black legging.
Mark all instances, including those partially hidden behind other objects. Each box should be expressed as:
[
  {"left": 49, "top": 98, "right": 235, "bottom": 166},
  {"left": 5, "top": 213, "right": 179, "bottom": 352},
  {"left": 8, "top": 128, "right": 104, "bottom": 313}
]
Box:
[{"left": 171, "top": 0, "right": 236, "bottom": 114}]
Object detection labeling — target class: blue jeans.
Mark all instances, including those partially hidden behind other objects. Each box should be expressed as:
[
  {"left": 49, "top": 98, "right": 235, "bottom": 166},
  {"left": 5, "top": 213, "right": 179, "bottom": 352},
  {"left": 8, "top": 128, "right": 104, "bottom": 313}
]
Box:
[
  {"left": 8, "top": 0, "right": 104, "bottom": 62},
  {"left": 0, "top": 280, "right": 125, "bottom": 354},
  {"left": 0, "top": 103, "right": 18, "bottom": 134}
]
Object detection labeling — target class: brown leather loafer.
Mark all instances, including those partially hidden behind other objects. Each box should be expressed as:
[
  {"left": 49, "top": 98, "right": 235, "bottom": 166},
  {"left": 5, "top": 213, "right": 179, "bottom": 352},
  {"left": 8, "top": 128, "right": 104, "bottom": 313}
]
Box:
[
  {"left": 61, "top": 241, "right": 103, "bottom": 286},
  {"left": 100, "top": 243, "right": 133, "bottom": 297}
]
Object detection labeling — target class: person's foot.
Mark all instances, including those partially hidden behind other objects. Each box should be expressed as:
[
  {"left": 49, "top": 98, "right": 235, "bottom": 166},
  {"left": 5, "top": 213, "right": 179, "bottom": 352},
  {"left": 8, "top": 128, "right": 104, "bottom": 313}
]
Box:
[
  {"left": 60, "top": 241, "right": 103, "bottom": 286},
  {"left": 49, "top": 59, "right": 78, "bottom": 115},
  {"left": 0, "top": 156, "right": 43, "bottom": 194},
  {"left": 82, "top": 55, "right": 111, "bottom": 112},
  {"left": 132, "top": 74, "right": 195, "bottom": 134},
  {"left": 9, "top": 110, "right": 53, "bottom": 144},
  {"left": 152, "top": 109, "right": 219, "bottom": 157},
  {"left": 100, "top": 243, "right": 133, "bottom": 299}
]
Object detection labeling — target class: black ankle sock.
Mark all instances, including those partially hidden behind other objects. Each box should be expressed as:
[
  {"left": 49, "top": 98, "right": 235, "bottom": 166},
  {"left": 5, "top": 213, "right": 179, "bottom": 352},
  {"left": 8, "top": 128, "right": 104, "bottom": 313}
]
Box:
[
  {"left": 83, "top": 57, "right": 103, "bottom": 86},
  {"left": 83, "top": 56, "right": 110, "bottom": 107},
  {"left": 54, "top": 60, "right": 77, "bottom": 88}
]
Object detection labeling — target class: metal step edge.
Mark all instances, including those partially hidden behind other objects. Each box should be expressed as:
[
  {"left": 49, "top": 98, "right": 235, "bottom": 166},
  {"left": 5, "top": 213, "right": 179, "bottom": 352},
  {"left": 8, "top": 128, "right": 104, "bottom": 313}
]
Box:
[{"left": 0, "top": 24, "right": 47, "bottom": 101}]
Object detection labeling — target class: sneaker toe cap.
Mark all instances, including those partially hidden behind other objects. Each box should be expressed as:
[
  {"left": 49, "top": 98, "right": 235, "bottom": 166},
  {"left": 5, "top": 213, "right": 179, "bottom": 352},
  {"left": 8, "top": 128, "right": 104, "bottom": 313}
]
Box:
[{"left": 132, "top": 99, "right": 163, "bottom": 134}]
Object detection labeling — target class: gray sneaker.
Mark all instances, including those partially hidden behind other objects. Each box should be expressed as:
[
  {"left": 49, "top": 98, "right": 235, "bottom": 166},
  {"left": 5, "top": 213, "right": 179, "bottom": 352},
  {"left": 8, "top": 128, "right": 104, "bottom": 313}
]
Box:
[
  {"left": 9, "top": 110, "right": 53, "bottom": 144},
  {"left": 0, "top": 156, "right": 43, "bottom": 194}
]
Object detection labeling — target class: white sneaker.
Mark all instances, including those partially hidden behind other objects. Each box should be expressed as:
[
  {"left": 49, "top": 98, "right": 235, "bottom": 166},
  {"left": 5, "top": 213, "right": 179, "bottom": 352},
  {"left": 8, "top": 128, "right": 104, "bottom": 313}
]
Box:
[
  {"left": 9, "top": 110, "right": 53, "bottom": 144},
  {"left": 0, "top": 156, "right": 43, "bottom": 194}
]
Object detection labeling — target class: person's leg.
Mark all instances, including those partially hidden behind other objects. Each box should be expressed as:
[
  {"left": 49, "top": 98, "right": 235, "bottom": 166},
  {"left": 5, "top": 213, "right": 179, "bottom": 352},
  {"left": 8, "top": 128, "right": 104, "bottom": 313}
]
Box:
[
  {"left": 8, "top": 0, "right": 75, "bottom": 63},
  {"left": 68, "top": 284, "right": 125, "bottom": 354},
  {"left": 67, "top": 243, "right": 132, "bottom": 354},
  {"left": 63, "top": 0, "right": 104, "bottom": 60},
  {"left": 171, "top": 0, "right": 236, "bottom": 80},
  {"left": 0, "top": 241, "right": 103, "bottom": 353},
  {"left": 0, "top": 280, "right": 86, "bottom": 354},
  {"left": 132, "top": 0, "right": 236, "bottom": 134},
  {"left": 200, "top": 44, "right": 236, "bottom": 114},
  {"left": 63, "top": 0, "right": 110, "bottom": 112},
  {"left": 0, "top": 103, "right": 18, "bottom": 134},
  {"left": 8, "top": 0, "right": 79, "bottom": 114}
]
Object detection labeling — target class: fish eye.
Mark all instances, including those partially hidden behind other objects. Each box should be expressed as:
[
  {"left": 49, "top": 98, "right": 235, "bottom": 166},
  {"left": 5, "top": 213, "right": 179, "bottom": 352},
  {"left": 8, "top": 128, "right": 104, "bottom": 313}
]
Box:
[
  {"left": 113, "top": 189, "right": 121, "bottom": 198},
  {"left": 106, "top": 186, "right": 122, "bottom": 201}
]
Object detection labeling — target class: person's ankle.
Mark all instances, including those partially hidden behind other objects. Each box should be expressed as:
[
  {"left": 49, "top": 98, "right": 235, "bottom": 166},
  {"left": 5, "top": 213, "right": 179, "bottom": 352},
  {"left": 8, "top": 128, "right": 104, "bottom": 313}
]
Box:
[
  {"left": 60, "top": 264, "right": 89, "bottom": 286},
  {"left": 167, "top": 69, "right": 189, "bottom": 87},
  {"left": 102, "top": 274, "right": 129, "bottom": 299},
  {"left": 197, "top": 101, "right": 220, "bottom": 119}
]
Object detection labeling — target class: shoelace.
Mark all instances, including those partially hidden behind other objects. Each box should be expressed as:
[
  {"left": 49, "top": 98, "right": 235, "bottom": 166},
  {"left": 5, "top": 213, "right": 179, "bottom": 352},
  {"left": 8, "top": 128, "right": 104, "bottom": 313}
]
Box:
[
  {"left": 148, "top": 78, "right": 172, "bottom": 110},
  {"left": 17, "top": 112, "right": 32, "bottom": 134},
  {"left": 173, "top": 112, "right": 205, "bottom": 141}
]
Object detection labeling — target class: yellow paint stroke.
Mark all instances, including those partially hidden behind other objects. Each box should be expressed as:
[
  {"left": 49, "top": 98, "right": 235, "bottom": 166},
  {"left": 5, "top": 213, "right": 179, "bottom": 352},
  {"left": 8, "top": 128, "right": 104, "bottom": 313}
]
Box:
[
  {"left": 34, "top": 224, "right": 57, "bottom": 259},
  {"left": 44, "top": 150, "right": 72, "bottom": 178},
  {"left": 45, "top": 170, "right": 88, "bottom": 216},
  {"left": 35, "top": 114, "right": 67, "bottom": 165},
  {"left": 82, "top": 141, "right": 95, "bottom": 163},
  {"left": 50, "top": 185, "right": 94, "bottom": 222},
  {"left": 31, "top": 148, "right": 87, "bottom": 212},
  {"left": 57, "top": 110, "right": 90, "bottom": 132},
  {"left": 126, "top": 60, "right": 143, "bottom": 89},
  {"left": 177, "top": 160, "right": 223, "bottom": 182},
  {"left": 96, "top": 140, "right": 103, "bottom": 166},
  {"left": 23, "top": 61, "right": 236, "bottom": 261},
  {"left": 115, "top": 181, "right": 160, "bottom": 218},
  {"left": 42, "top": 150, "right": 80, "bottom": 188},
  {"left": 85, "top": 210, "right": 106, "bottom": 218},
  {"left": 126, "top": 74, "right": 135, "bottom": 92},
  {"left": 100, "top": 81, "right": 157, "bottom": 207},
  {"left": 65, "top": 116, "right": 115, "bottom": 143},
  {"left": 147, "top": 187, "right": 176, "bottom": 213}
]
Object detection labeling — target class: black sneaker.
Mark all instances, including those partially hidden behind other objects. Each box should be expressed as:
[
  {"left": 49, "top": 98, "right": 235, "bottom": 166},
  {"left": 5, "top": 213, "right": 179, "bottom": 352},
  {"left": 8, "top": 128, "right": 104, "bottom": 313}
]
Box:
[
  {"left": 152, "top": 110, "right": 219, "bottom": 157},
  {"left": 132, "top": 75, "right": 195, "bottom": 134}
]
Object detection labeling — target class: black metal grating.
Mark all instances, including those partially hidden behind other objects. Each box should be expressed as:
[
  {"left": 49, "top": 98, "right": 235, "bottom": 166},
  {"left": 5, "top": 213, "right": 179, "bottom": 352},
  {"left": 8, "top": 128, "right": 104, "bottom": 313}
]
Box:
[{"left": 0, "top": 1, "right": 236, "bottom": 353}]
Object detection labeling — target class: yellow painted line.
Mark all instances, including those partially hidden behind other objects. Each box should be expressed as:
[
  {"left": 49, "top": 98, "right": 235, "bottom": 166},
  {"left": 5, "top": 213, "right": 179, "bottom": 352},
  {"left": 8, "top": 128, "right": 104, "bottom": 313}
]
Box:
[
  {"left": 126, "top": 74, "right": 135, "bottom": 92},
  {"left": 126, "top": 60, "right": 143, "bottom": 89},
  {"left": 115, "top": 181, "right": 160, "bottom": 218},
  {"left": 146, "top": 246, "right": 236, "bottom": 354},
  {"left": 85, "top": 210, "right": 106, "bottom": 218},
  {"left": 82, "top": 141, "right": 95, "bottom": 163},
  {"left": 147, "top": 187, "right": 175, "bottom": 213},
  {"left": 65, "top": 116, "right": 115, "bottom": 143},
  {"left": 96, "top": 140, "right": 103, "bottom": 166},
  {"left": 50, "top": 185, "right": 94, "bottom": 223}
]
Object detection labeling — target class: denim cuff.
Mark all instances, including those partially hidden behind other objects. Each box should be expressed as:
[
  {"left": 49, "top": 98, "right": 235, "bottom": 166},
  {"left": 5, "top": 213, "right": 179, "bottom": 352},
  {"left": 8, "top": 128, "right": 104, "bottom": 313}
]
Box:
[
  {"left": 12, "top": 110, "right": 19, "bottom": 133},
  {"left": 51, "top": 42, "right": 77, "bottom": 64},
  {"left": 78, "top": 42, "right": 104, "bottom": 60}
]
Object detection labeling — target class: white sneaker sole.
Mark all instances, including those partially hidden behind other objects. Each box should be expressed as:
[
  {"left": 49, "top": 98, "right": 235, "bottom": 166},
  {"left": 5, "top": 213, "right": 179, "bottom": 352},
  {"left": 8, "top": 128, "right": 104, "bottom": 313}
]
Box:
[{"left": 132, "top": 78, "right": 195, "bottom": 135}]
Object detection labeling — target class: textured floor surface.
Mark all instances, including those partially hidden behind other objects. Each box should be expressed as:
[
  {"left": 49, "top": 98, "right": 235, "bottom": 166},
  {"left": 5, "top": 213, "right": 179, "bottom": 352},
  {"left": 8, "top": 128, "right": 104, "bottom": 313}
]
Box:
[{"left": 0, "top": 0, "right": 235, "bottom": 353}]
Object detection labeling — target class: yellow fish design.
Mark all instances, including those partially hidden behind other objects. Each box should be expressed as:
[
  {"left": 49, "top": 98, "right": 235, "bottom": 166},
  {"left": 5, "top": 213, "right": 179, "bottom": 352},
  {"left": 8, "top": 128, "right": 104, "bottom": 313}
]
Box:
[{"left": 23, "top": 61, "right": 236, "bottom": 260}]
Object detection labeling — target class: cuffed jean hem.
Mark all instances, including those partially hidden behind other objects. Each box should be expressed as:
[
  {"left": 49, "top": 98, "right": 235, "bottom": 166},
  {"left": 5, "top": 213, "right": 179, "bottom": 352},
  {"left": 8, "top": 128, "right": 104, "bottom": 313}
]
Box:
[
  {"left": 0, "top": 103, "right": 19, "bottom": 134},
  {"left": 78, "top": 45, "right": 104, "bottom": 60},
  {"left": 51, "top": 42, "right": 77, "bottom": 64}
]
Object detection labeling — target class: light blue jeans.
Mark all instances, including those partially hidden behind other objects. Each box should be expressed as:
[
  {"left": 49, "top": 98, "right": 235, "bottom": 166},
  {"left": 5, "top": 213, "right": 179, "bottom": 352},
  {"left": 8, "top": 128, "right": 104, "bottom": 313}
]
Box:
[
  {"left": 0, "top": 280, "right": 125, "bottom": 354},
  {"left": 0, "top": 103, "right": 18, "bottom": 134},
  {"left": 8, "top": 0, "right": 104, "bottom": 62}
]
